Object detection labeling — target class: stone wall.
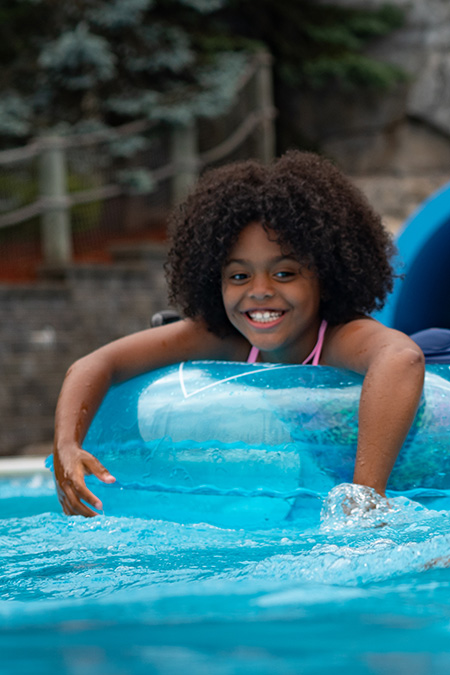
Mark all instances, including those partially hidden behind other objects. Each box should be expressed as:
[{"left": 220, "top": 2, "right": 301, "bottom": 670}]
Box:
[
  {"left": 280, "top": 0, "right": 450, "bottom": 229},
  {"left": 0, "top": 244, "right": 169, "bottom": 456}
]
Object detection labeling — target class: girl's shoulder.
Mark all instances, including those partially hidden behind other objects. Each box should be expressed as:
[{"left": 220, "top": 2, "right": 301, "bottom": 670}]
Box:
[
  {"left": 324, "top": 316, "right": 375, "bottom": 344},
  {"left": 321, "top": 317, "right": 417, "bottom": 372}
]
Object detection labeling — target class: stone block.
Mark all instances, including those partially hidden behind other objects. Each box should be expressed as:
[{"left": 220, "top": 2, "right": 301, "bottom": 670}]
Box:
[{"left": 1, "top": 256, "right": 169, "bottom": 455}]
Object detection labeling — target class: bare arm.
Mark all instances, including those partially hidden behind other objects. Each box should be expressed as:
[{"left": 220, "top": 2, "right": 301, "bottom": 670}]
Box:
[
  {"left": 323, "top": 318, "right": 425, "bottom": 496},
  {"left": 54, "top": 319, "right": 239, "bottom": 516}
]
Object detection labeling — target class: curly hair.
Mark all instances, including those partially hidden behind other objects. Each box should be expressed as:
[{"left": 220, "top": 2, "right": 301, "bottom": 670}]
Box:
[{"left": 166, "top": 150, "right": 395, "bottom": 336}]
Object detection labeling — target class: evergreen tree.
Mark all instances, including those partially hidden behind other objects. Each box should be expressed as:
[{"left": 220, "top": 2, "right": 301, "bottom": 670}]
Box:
[
  {"left": 215, "top": 1, "right": 405, "bottom": 90},
  {"left": 0, "top": 0, "right": 404, "bottom": 146},
  {"left": 0, "top": 0, "right": 246, "bottom": 145}
]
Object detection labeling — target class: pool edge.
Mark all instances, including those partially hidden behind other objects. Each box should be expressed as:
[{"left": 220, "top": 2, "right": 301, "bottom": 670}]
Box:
[{"left": 0, "top": 456, "right": 49, "bottom": 476}]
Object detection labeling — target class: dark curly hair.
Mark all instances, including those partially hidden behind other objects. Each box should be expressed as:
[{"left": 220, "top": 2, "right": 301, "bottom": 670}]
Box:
[{"left": 166, "top": 150, "right": 395, "bottom": 336}]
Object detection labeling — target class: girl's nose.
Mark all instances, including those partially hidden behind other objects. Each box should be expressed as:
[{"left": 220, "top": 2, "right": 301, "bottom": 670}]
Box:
[{"left": 248, "top": 275, "right": 275, "bottom": 300}]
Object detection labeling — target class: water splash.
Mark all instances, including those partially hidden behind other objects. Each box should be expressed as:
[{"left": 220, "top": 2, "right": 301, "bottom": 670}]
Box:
[{"left": 320, "top": 483, "right": 429, "bottom": 531}]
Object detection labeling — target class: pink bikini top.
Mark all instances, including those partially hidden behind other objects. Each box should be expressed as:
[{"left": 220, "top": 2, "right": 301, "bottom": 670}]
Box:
[{"left": 247, "top": 319, "right": 328, "bottom": 365}]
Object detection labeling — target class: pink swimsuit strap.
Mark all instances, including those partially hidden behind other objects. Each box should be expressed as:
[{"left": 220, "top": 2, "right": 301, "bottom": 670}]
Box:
[{"left": 247, "top": 319, "right": 328, "bottom": 365}]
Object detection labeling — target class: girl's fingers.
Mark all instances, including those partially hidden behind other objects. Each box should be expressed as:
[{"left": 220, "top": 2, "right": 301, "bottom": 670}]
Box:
[
  {"left": 58, "top": 468, "right": 105, "bottom": 516},
  {"left": 55, "top": 448, "right": 115, "bottom": 516},
  {"left": 72, "top": 478, "right": 104, "bottom": 513},
  {"left": 82, "top": 454, "right": 116, "bottom": 484},
  {"left": 63, "top": 481, "right": 102, "bottom": 517}
]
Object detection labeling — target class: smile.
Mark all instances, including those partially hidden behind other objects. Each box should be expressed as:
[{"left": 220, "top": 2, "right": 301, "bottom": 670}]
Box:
[{"left": 245, "top": 310, "right": 285, "bottom": 324}]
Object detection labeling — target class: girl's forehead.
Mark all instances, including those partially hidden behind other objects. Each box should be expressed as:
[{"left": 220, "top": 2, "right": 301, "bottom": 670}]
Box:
[
  {"left": 227, "top": 222, "right": 293, "bottom": 258},
  {"left": 232, "top": 222, "right": 278, "bottom": 248}
]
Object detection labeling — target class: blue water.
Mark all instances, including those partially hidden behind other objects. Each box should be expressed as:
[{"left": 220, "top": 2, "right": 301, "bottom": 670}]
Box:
[{"left": 2, "top": 474, "right": 450, "bottom": 674}]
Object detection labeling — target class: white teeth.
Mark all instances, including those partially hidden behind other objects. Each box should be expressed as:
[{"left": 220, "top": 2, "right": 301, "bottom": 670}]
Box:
[{"left": 248, "top": 311, "right": 283, "bottom": 323}]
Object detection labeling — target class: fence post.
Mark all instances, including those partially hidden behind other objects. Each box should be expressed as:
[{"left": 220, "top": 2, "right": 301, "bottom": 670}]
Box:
[
  {"left": 170, "top": 121, "right": 199, "bottom": 206},
  {"left": 254, "top": 51, "right": 276, "bottom": 164},
  {"left": 39, "top": 136, "right": 72, "bottom": 266}
]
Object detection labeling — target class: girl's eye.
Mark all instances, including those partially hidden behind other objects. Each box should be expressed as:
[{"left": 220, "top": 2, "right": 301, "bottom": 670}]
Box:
[
  {"left": 274, "top": 270, "right": 294, "bottom": 279},
  {"left": 230, "top": 272, "right": 248, "bottom": 281}
]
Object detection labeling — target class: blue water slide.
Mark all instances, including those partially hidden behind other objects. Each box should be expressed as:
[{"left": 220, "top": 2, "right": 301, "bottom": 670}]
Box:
[{"left": 374, "top": 181, "right": 450, "bottom": 334}]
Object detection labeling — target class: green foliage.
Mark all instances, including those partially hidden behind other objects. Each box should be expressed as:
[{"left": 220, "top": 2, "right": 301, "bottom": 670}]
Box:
[
  {"left": 0, "top": 93, "right": 33, "bottom": 137},
  {"left": 145, "top": 51, "right": 248, "bottom": 124},
  {"left": 2, "top": 0, "right": 245, "bottom": 144},
  {"left": 126, "top": 25, "right": 195, "bottom": 74},
  {"left": 39, "top": 23, "right": 116, "bottom": 90},
  {"left": 177, "top": 0, "right": 226, "bottom": 12},
  {"left": 0, "top": 164, "right": 101, "bottom": 238},
  {"left": 1, "top": 0, "right": 406, "bottom": 146},
  {"left": 67, "top": 172, "right": 103, "bottom": 233},
  {"left": 215, "top": 0, "right": 406, "bottom": 90},
  {"left": 0, "top": 0, "right": 45, "bottom": 76},
  {"left": 0, "top": 165, "right": 38, "bottom": 214},
  {"left": 301, "top": 54, "right": 406, "bottom": 90},
  {"left": 108, "top": 134, "right": 151, "bottom": 158},
  {"left": 117, "top": 168, "right": 156, "bottom": 194},
  {"left": 87, "top": 0, "right": 155, "bottom": 30}
]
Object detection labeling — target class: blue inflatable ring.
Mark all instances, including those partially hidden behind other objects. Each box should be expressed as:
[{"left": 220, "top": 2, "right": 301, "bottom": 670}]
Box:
[{"left": 76, "top": 361, "right": 450, "bottom": 523}]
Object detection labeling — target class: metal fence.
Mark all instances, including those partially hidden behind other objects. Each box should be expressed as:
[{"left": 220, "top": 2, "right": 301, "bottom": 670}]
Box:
[{"left": 0, "top": 52, "right": 275, "bottom": 275}]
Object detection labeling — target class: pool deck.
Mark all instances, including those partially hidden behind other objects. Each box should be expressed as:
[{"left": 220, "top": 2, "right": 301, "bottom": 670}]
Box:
[{"left": 0, "top": 456, "right": 48, "bottom": 476}]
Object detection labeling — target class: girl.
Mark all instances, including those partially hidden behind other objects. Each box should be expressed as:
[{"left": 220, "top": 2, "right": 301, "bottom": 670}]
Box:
[{"left": 53, "top": 151, "right": 425, "bottom": 516}]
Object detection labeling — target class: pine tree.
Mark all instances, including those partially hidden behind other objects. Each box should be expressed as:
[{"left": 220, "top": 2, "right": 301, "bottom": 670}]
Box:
[
  {"left": 214, "top": 1, "right": 405, "bottom": 90},
  {"left": 1, "top": 0, "right": 404, "bottom": 147},
  {"left": 0, "top": 0, "right": 246, "bottom": 145}
]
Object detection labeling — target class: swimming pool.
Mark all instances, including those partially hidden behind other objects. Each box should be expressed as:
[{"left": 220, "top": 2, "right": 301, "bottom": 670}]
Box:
[{"left": 1, "top": 459, "right": 450, "bottom": 675}]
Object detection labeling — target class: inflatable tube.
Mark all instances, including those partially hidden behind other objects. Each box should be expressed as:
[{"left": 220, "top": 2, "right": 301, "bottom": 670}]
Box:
[
  {"left": 374, "top": 181, "right": 450, "bottom": 333},
  {"left": 72, "top": 361, "right": 450, "bottom": 525}
]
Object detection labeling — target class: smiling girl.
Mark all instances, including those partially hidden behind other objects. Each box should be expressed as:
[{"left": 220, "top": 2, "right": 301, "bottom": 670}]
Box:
[{"left": 53, "top": 151, "right": 425, "bottom": 516}]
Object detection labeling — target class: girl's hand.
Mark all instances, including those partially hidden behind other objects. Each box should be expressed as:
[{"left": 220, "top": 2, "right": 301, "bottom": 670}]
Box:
[
  {"left": 51, "top": 319, "right": 231, "bottom": 517},
  {"left": 321, "top": 483, "right": 391, "bottom": 529},
  {"left": 53, "top": 443, "right": 115, "bottom": 517}
]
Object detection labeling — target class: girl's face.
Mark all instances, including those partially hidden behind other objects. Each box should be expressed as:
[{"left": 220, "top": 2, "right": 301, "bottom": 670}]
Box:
[{"left": 222, "top": 222, "right": 321, "bottom": 363}]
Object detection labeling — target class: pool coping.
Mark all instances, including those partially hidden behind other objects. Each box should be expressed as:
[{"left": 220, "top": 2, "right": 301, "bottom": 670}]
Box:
[{"left": 0, "top": 456, "right": 49, "bottom": 476}]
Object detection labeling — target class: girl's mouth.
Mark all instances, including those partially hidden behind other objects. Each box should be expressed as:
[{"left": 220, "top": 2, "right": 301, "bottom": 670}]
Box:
[{"left": 244, "top": 310, "right": 286, "bottom": 326}]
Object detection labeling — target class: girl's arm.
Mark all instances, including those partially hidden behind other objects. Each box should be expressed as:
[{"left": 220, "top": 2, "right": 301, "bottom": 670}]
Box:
[
  {"left": 323, "top": 318, "right": 425, "bottom": 496},
  {"left": 54, "top": 319, "right": 240, "bottom": 516}
]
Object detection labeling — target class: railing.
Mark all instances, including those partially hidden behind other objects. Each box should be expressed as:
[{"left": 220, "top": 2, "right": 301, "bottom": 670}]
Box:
[{"left": 0, "top": 51, "right": 275, "bottom": 267}]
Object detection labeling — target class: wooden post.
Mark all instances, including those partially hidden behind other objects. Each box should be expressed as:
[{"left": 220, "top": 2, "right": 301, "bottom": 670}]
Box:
[
  {"left": 170, "top": 121, "right": 199, "bottom": 206},
  {"left": 39, "top": 136, "right": 72, "bottom": 265},
  {"left": 254, "top": 51, "right": 276, "bottom": 163}
]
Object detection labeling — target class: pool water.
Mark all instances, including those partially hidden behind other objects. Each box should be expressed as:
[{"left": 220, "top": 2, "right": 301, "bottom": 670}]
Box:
[{"left": 1, "top": 473, "right": 450, "bottom": 674}]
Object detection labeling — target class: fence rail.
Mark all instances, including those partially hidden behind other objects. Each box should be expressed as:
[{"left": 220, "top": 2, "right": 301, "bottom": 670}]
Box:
[{"left": 0, "top": 51, "right": 275, "bottom": 268}]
